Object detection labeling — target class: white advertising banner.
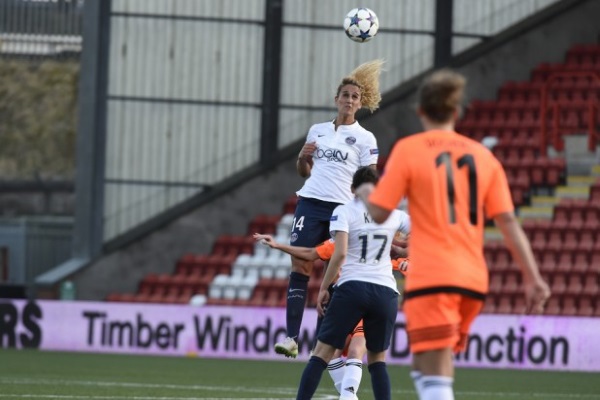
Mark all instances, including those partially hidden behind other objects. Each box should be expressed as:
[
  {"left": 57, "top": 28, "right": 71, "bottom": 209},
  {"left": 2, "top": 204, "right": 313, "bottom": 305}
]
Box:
[{"left": 0, "top": 300, "right": 596, "bottom": 371}]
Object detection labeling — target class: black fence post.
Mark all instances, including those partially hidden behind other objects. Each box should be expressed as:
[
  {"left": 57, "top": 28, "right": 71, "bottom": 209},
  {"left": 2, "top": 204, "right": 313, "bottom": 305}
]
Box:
[
  {"left": 72, "top": 0, "right": 111, "bottom": 259},
  {"left": 260, "top": 0, "right": 284, "bottom": 167},
  {"left": 434, "top": 0, "right": 453, "bottom": 68}
]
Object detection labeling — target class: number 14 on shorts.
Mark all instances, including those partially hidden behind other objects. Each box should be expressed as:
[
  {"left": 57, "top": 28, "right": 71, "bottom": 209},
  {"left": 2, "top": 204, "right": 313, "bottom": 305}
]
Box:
[{"left": 292, "top": 216, "right": 305, "bottom": 231}]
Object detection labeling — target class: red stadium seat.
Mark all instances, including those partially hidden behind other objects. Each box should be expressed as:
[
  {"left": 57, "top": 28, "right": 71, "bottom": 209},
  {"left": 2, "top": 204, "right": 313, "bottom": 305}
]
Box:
[
  {"left": 565, "top": 275, "right": 583, "bottom": 296},
  {"left": 550, "top": 272, "right": 568, "bottom": 296},
  {"left": 512, "top": 295, "right": 527, "bottom": 315},
  {"left": 544, "top": 297, "right": 562, "bottom": 315},
  {"left": 582, "top": 272, "right": 600, "bottom": 296},
  {"left": 561, "top": 296, "right": 578, "bottom": 316},
  {"left": 555, "top": 252, "right": 573, "bottom": 273},
  {"left": 572, "top": 252, "right": 589, "bottom": 274},
  {"left": 501, "top": 272, "right": 520, "bottom": 296},
  {"left": 248, "top": 287, "right": 267, "bottom": 307},
  {"left": 488, "top": 272, "right": 503, "bottom": 295},
  {"left": 283, "top": 195, "right": 298, "bottom": 214},
  {"left": 494, "top": 297, "right": 511, "bottom": 314},
  {"left": 539, "top": 250, "right": 557, "bottom": 273},
  {"left": 494, "top": 248, "right": 511, "bottom": 272},
  {"left": 577, "top": 295, "right": 595, "bottom": 317},
  {"left": 482, "top": 295, "right": 497, "bottom": 314}
]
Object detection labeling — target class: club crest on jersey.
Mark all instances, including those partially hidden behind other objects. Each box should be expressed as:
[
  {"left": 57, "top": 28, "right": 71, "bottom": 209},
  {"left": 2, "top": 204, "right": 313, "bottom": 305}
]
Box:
[
  {"left": 345, "top": 136, "right": 357, "bottom": 145},
  {"left": 290, "top": 233, "right": 298, "bottom": 243}
]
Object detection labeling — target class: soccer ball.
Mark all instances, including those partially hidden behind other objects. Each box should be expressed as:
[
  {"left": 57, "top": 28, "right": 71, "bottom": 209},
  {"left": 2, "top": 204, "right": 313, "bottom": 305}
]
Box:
[{"left": 343, "top": 7, "right": 379, "bottom": 43}]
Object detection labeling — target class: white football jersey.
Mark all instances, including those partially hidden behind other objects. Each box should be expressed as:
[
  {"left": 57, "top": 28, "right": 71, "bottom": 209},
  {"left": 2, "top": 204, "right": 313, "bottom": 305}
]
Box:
[
  {"left": 296, "top": 120, "right": 378, "bottom": 204},
  {"left": 329, "top": 198, "right": 411, "bottom": 291}
]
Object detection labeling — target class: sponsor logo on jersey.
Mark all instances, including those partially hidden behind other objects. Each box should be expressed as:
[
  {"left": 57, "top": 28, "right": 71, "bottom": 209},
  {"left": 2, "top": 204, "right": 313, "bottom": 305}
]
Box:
[{"left": 316, "top": 148, "right": 348, "bottom": 163}]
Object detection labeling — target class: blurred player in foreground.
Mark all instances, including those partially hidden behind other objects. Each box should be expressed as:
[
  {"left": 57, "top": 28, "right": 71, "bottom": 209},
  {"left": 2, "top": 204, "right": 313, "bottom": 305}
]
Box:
[
  {"left": 359, "top": 69, "right": 551, "bottom": 400},
  {"left": 254, "top": 227, "right": 409, "bottom": 399}
]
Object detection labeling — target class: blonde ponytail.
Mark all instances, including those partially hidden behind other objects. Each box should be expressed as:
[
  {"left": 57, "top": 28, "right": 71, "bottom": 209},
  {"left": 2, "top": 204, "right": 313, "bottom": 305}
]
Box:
[{"left": 337, "top": 59, "right": 384, "bottom": 113}]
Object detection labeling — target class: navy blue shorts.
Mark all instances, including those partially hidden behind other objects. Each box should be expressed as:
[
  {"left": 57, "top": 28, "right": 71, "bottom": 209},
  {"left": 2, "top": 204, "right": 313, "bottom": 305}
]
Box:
[
  {"left": 318, "top": 281, "right": 399, "bottom": 353},
  {"left": 290, "top": 197, "right": 341, "bottom": 247}
]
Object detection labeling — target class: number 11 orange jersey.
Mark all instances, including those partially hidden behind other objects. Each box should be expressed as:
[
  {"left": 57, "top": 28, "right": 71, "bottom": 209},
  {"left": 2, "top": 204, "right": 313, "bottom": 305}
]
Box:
[{"left": 368, "top": 130, "right": 513, "bottom": 295}]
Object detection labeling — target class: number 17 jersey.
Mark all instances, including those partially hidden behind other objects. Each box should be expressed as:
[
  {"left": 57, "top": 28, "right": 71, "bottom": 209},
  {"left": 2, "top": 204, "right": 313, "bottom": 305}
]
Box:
[
  {"left": 329, "top": 198, "right": 411, "bottom": 292},
  {"left": 368, "top": 130, "right": 514, "bottom": 295}
]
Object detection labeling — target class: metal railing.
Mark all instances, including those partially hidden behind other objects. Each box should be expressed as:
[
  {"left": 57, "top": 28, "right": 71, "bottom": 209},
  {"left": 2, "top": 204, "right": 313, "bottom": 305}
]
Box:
[
  {"left": 0, "top": 0, "right": 83, "bottom": 59},
  {"left": 540, "top": 71, "right": 600, "bottom": 155}
]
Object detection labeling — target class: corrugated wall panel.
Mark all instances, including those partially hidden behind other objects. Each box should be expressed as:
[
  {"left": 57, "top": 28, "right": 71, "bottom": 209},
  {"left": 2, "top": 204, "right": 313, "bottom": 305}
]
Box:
[
  {"left": 105, "top": 102, "right": 261, "bottom": 183},
  {"left": 108, "top": 17, "right": 263, "bottom": 102},
  {"left": 453, "top": 0, "right": 560, "bottom": 37},
  {"left": 112, "top": 0, "right": 265, "bottom": 19},
  {"left": 452, "top": 0, "right": 560, "bottom": 54},
  {"left": 283, "top": 0, "right": 435, "bottom": 30},
  {"left": 279, "top": 109, "right": 339, "bottom": 149},
  {"left": 104, "top": 99, "right": 261, "bottom": 240},
  {"left": 104, "top": 1, "right": 264, "bottom": 241},
  {"left": 280, "top": 29, "right": 434, "bottom": 107}
]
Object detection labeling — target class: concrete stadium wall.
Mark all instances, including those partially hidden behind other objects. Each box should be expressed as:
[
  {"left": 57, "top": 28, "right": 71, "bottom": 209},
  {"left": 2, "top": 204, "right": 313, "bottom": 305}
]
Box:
[{"left": 70, "top": 0, "right": 600, "bottom": 301}]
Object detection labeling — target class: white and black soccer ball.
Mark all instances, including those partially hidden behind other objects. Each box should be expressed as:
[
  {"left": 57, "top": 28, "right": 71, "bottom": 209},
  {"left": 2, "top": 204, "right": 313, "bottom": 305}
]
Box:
[{"left": 343, "top": 7, "right": 379, "bottom": 43}]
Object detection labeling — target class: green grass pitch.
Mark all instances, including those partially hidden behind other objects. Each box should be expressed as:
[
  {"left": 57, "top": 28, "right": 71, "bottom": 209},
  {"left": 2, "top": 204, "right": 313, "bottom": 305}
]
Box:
[{"left": 0, "top": 349, "right": 599, "bottom": 399}]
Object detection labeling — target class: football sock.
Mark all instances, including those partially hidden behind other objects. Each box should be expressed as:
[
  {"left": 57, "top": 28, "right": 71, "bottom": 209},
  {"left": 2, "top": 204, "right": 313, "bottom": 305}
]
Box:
[
  {"left": 296, "top": 356, "right": 328, "bottom": 400},
  {"left": 286, "top": 272, "right": 309, "bottom": 339},
  {"left": 420, "top": 375, "right": 454, "bottom": 400},
  {"left": 368, "top": 362, "right": 390, "bottom": 400},
  {"left": 410, "top": 370, "right": 424, "bottom": 397},
  {"left": 327, "top": 357, "right": 345, "bottom": 393},
  {"left": 340, "top": 358, "right": 363, "bottom": 399}
]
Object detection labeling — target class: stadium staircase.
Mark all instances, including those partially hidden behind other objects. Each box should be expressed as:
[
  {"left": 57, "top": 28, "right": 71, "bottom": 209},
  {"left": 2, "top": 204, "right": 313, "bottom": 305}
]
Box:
[{"left": 106, "top": 43, "right": 600, "bottom": 317}]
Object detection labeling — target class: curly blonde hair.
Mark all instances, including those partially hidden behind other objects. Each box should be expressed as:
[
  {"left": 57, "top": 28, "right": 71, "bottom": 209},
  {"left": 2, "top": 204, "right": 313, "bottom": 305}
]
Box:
[{"left": 336, "top": 59, "right": 384, "bottom": 113}]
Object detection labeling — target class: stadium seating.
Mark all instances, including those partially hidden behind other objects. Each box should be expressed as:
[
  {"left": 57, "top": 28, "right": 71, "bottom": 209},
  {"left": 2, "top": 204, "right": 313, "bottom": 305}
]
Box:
[{"left": 473, "top": 43, "right": 600, "bottom": 316}]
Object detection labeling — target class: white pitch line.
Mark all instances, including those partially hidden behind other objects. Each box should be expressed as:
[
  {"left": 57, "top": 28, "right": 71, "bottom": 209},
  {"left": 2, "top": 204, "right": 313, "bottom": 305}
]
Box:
[
  {"left": 0, "top": 378, "right": 295, "bottom": 396},
  {"left": 0, "top": 378, "right": 338, "bottom": 400},
  {"left": 0, "top": 396, "right": 288, "bottom": 400},
  {"left": 2, "top": 378, "right": 598, "bottom": 399},
  {"left": 455, "top": 390, "right": 600, "bottom": 399}
]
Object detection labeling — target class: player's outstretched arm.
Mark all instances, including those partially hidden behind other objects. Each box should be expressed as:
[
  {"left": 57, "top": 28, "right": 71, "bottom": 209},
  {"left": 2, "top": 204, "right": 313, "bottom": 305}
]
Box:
[
  {"left": 253, "top": 233, "right": 320, "bottom": 261},
  {"left": 493, "top": 212, "right": 551, "bottom": 314}
]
